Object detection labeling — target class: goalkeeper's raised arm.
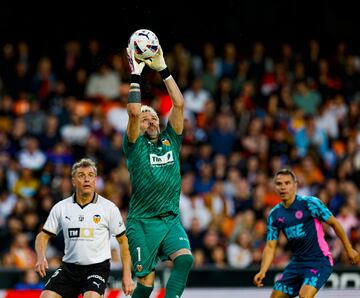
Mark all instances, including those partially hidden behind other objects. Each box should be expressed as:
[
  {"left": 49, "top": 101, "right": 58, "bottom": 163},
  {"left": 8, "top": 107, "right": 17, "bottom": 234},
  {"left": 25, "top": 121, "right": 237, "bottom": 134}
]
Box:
[
  {"left": 144, "top": 45, "right": 185, "bottom": 134},
  {"left": 125, "top": 47, "right": 145, "bottom": 143}
]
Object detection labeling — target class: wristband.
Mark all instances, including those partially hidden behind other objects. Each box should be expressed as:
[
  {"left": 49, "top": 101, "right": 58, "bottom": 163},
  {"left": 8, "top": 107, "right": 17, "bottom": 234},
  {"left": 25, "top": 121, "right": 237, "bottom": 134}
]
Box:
[
  {"left": 128, "top": 88, "right": 141, "bottom": 103},
  {"left": 128, "top": 79, "right": 141, "bottom": 103},
  {"left": 131, "top": 74, "right": 141, "bottom": 84},
  {"left": 159, "top": 67, "right": 171, "bottom": 80}
]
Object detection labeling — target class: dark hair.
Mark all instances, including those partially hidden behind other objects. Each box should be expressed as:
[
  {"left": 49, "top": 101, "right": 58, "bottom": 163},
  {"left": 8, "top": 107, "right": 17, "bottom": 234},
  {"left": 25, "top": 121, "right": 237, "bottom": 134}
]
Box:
[{"left": 274, "top": 168, "right": 297, "bottom": 182}]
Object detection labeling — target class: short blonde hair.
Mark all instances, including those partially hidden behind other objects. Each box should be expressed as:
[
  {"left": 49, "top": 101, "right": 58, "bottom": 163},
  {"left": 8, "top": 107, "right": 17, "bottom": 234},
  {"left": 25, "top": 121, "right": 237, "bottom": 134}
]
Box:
[{"left": 141, "top": 105, "right": 159, "bottom": 122}]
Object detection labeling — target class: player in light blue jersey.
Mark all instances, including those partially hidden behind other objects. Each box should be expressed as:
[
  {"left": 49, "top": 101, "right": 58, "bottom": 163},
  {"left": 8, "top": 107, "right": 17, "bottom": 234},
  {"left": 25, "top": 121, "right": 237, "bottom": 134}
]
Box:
[{"left": 254, "top": 168, "right": 359, "bottom": 298}]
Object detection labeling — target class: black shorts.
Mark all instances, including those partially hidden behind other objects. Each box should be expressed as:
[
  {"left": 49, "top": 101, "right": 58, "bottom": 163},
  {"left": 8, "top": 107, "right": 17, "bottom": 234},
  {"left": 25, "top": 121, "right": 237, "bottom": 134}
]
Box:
[{"left": 44, "top": 259, "right": 110, "bottom": 298}]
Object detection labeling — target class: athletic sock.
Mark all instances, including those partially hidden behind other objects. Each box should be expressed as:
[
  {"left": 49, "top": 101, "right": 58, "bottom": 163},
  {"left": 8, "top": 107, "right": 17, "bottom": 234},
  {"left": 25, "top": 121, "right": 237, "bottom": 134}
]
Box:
[
  {"left": 165, "top": 254, "right": 194, "bottom": 298},
  {"left": 132, "top": 282, "right": 153, "bottom": 298}
]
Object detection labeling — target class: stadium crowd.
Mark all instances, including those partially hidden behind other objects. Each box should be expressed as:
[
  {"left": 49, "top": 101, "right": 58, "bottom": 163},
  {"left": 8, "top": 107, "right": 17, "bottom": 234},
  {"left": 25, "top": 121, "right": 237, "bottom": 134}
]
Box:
[{"left": 0, "top": 38, "right": 359, "bottom": 274}]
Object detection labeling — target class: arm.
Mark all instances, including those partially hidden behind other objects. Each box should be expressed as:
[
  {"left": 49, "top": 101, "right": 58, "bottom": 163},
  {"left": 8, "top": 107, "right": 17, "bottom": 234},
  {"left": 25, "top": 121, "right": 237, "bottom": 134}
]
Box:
[
  {"left": 165, "top": 76, "right": 184, "bottom": 134},
  {"left": 126, "top": 48, "right": 145, "bottom": 143},
  {"left": 253, "top": 240, "right": 277, "bottom": 287},
  {"left": 116, "top": 234, "right": 135, "bottom": 296},
  {"left": 34, "top": 231, "right": 52, "bottom": 278},
  {"left": 145, "top": 45, "right": 184, "bottom": 134},
  {"left": 327, "top": 215, "right": 359, "bottom": 264}
]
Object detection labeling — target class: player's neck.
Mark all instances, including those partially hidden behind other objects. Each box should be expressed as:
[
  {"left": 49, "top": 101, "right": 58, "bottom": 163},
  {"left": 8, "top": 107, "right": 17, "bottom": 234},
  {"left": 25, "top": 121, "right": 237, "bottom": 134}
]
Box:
[
  {"left": 283, "top": 195, "right": 296, "bottom": 208},
  {"left": 75, "top": 191, "right": 95, "bottom": 206}
]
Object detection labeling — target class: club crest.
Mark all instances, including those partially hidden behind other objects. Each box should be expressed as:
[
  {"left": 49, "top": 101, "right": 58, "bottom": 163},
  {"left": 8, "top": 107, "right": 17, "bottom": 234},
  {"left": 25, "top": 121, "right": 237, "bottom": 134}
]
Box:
[{"left": 93, "top": 214, "right": 101, "bottom": 224}]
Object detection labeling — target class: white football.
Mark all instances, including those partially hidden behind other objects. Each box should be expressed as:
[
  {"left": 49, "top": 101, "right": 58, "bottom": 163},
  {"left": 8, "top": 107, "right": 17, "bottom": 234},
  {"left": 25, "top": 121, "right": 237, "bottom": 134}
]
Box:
[{"left": 128, "top": 29, "right": 159, "bottom": 60}]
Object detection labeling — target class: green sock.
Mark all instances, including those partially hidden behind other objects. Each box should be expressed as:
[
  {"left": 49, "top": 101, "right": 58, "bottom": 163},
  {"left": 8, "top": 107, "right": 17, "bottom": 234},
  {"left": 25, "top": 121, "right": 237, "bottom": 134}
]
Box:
[
  {"left": 165, "top": 254, "right": 194, "bottom": 298},
  {"left": 132, "top": 282, "right": 153, "bottom": 298}
]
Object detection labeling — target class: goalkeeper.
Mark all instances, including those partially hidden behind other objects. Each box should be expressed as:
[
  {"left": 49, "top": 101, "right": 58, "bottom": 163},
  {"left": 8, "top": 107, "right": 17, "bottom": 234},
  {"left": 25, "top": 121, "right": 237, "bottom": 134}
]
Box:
[{"left": 123, "top": 45, "right": 194, "bottom": 298}]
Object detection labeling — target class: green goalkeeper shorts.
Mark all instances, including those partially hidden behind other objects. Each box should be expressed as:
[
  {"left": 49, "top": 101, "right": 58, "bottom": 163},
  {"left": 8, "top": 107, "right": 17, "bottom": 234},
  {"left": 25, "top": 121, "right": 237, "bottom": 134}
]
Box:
[{"left": 126, "top": 213, "right": 191, "bottom": 277}]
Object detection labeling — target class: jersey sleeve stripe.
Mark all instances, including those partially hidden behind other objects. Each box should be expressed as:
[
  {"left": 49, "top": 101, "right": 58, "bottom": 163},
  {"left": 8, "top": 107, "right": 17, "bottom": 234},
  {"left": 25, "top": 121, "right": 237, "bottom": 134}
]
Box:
[
  {"left": 42, "top": 228, "right": 56, "bottom": 237},
  {"left": 115, "top": 231, "right": 126, "bottom": 238}
]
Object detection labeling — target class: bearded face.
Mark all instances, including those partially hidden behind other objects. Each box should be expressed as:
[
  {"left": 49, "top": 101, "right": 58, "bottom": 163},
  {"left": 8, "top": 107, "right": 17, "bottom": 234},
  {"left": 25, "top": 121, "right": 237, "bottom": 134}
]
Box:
[{"left": 140, "top": 112, "right": 160, "bottom": 141}]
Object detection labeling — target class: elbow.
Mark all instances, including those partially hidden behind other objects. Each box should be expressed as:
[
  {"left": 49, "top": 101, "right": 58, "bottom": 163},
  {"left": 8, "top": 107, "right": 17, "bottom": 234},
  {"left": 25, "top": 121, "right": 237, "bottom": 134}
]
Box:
[{"left": 172, "top": 100, "right": 184, "bottom": 110}]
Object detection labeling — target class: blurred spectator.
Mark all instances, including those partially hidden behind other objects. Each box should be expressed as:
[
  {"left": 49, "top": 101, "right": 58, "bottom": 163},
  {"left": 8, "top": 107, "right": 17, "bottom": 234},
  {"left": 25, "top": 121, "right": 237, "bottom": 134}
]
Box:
[
  {"left": 18, "top": 136, "right": 46, "bottom": 171},
  {"left": 294, "top": 115, "right": 330, "bottom": 160},
  {"left": 85, "top": 60, "right": 121, "bottom": 101},
  {"left": 0, "top": 189, "right": 16, "bottom": 228},
  {"left": 293, "top": 80, "right": 322, "bottom": 115},
  {"left": 32, "top": 57, "right": 57, "bottom": 108},
  {"left": 8, "top": 232, "right": 36, "bottom": 269},
  {"left": 183, "top": 77, "right": 212, "bottom": 116},
  {"left": 208, "top": 112, "right": 236, "bottom": 157},
  {"left": 60, "top": 112, "right": 90, "bottom": 147},
  {"left": 14, "top": 269, "right": 45, "bottom": 290},
  {"left": 12, "top": 167, "right": 39, "bottom": 199},
  {"left": 227, "top": 229, "right": 253, "bottom": 268},
  {"left": 23, "top": 99, "right": 46, "bottom": 136},
  {"left": 210, "top": 245, "right": 228, "bottom": 269}
]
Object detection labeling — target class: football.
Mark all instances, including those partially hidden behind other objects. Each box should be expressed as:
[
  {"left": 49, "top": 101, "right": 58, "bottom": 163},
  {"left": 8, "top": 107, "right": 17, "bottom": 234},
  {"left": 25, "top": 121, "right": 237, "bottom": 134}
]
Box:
[{"left": 128, "top": 29, "right": 159, "bottom": 60}]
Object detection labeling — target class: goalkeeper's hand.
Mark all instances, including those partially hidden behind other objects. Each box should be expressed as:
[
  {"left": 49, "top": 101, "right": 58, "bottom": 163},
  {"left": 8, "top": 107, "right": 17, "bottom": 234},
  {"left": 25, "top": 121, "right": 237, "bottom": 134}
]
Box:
[
  {"left": 126, "top": 48, "right": 145, "bottom": 75},
  {"left": 144, "top": 45, "right": 167, "bottom": 71}
]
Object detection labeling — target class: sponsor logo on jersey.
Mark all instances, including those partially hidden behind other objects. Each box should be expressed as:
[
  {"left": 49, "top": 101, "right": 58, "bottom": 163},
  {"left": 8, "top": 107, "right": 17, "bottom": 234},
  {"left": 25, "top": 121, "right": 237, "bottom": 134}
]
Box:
[
  {"left": 68, "top": 228, "right": 94, "bottom": 238},
  {"left": 284, "top": 223, "right": 306, "bottom": 239},
  {"left": 65, "top": 216, "right": 71, "bottom": 221},
  {"left": 79, "top": 214, "right": 84, "bottom": 222},
  {"left": 149, "top": 151, "right": 174, "bottom": 167},
  {"left": 93, "top": 214, "right": 101, "bottom": 224}
]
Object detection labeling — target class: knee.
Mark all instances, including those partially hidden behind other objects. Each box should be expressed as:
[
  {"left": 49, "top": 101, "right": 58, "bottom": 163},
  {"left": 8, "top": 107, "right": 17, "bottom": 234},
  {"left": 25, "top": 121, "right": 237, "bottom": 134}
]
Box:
[
  {"left": 137, "top": 272, "right": 156, "bottom": 287},
  {"left": 174, "top": 254, "right": 194, "bottom": 271}
]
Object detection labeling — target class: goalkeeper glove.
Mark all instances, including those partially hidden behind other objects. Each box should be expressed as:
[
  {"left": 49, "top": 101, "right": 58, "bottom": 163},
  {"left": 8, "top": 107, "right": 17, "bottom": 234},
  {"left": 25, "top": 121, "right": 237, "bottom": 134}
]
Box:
[
  {"left": 126, "top": 48, "right": 145, "bottom": 75},
  {"left": 144, "top": 45, "right": 171, "bottom": 80}
]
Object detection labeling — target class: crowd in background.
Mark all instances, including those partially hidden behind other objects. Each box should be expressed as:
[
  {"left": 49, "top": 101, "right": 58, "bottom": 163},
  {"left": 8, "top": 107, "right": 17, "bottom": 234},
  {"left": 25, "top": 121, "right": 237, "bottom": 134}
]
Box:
[{"left": 0, "top": 37, "right": 360, "bottom": 279}]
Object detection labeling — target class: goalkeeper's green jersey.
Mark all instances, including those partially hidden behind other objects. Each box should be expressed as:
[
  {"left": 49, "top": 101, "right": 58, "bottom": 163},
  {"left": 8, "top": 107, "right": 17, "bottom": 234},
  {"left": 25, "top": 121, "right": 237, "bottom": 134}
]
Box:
[{"left": 123, "top": 124, "right": 182, "bottom": 219}]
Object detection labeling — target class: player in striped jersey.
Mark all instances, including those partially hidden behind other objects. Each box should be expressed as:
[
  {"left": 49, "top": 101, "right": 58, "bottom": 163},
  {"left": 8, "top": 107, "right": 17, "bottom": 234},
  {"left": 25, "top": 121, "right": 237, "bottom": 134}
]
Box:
[
  {"left": 253, "top": 168, "right": 359, "bottom": 297},
  {"left": 34, "top": 158, "right": 134, "bottom": 297},
  {"left": 124, "top": 45, "right": 193, "bottom": 298}
]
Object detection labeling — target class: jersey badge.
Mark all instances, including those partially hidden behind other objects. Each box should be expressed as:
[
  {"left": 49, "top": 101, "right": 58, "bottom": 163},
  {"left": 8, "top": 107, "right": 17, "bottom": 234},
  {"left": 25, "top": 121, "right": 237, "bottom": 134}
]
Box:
[
  {"left": 93, "top": 214, "right": 101, "bottom": 224},
  {"left": 79, "top": 214, "right": 84, "bottom": 222},
  {"left": 137, "top": 264, "right": 143, "bottom": 272},
  {"left": 162, "top": 139, "right": 170, "bottom": 146},
  {"left": 295, "top": 210, "right": 303, "bottom": 219}
]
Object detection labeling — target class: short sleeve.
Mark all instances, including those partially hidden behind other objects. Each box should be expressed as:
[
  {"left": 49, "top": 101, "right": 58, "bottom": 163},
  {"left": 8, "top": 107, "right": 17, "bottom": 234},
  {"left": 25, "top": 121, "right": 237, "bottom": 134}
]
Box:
[
  {"left": 109, "top": 205, "right": 126, "bottom": 237},
  {"left": 164, "top": 123, "right": 182, "bottom": 151},
  {"left": 266, "top": 212, "right": 280, "bottom": 241},
  {"left": 43, "top": 203, "right": 62, "bottom": 235},
  {"left": 307, "top": 196, "right": 333, "bottom": 222}
]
